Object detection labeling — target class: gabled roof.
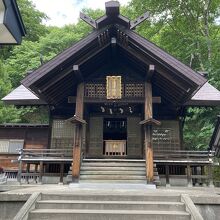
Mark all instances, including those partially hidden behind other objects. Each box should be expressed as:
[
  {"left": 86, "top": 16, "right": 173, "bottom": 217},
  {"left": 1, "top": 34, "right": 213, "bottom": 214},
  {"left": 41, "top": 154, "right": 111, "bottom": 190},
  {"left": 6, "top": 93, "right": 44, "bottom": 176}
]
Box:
[
  {"left": 2, "top": 85, "right": 47, "bottom": 105},
  {"left": 3, "top": 1, "right": 220, "bottom": 107},
  {"left": 185, "top": 82, "right": 220, "bottom": 106}
]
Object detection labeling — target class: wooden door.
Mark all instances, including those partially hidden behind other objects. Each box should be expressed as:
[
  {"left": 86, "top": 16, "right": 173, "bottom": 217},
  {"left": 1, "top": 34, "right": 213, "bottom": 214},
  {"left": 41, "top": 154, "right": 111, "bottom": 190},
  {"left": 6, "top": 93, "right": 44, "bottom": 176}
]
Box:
[
  {"left": 88, "top": 117, "right": 103, "bottom": 157},
  {"left": 127, "top": 117, "right": 142, "bottom": 158}
]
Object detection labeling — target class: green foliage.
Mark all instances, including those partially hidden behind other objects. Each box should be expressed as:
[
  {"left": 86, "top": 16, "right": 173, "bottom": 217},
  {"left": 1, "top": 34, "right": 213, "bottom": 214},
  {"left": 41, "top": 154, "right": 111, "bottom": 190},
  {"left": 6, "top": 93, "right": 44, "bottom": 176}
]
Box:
[
  {"left": 17, "top": 0, "right": 48, "bottom": 42},
  {"left": 0, "top": 6, "right": 103, "bottom": 124},
  {"left": 183, "top": 107, "right": 218, "bottom": 150},
  {"left": 128, "top": 0, "right": 220, "bottom": 149}
]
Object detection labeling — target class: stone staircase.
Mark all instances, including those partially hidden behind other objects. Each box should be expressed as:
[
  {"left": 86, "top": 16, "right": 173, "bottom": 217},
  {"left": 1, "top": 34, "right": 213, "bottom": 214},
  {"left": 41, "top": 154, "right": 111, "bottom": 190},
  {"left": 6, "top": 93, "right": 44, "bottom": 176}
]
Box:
[
  {"left": 28, "top": 193, "right": 191, "bottom": 220},
  {"left": 79, "top": 159, "right": 160, "bottom": 185}
]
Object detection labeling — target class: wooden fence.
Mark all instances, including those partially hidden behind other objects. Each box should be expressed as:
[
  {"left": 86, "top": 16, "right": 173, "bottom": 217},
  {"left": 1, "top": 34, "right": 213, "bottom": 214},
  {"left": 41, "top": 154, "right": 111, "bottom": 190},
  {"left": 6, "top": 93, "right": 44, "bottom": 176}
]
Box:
[
  {"left": 154, "top": 150, "right": 216, "bottom": 186},
  {"left": 17, "top": 148, "right": 73, "bottom": 184}
]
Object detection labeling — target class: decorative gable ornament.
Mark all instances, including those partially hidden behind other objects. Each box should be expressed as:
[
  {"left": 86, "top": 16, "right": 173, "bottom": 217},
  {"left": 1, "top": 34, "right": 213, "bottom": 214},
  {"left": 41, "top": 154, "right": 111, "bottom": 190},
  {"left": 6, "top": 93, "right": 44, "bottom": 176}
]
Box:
[{"left": 106, "top": 76, "right": 122, "bottom": 99}]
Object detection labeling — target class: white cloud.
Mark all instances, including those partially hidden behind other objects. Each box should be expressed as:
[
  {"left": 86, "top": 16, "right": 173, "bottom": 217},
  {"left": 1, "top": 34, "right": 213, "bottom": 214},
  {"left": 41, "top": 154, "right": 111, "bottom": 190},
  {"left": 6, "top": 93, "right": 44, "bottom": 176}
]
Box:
[{"left": 31, "top": 0, "right": 130, "bottom": 27}]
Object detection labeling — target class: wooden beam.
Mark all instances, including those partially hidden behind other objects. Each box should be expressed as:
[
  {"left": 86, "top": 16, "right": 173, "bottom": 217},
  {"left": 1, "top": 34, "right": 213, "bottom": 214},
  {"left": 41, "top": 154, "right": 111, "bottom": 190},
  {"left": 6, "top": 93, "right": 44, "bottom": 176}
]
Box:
[
  {"left": 73, "top": 65, "right": 83, "bottom": 82},
  {"left": 41, "top": 42, "right": 109, "bottom": 94},
  {"left": 118, "top": 43, "right": 191, "bottom": 93},
  {"left": 145, "top": 82, "right": 153, "bottom": 120},
  {"left": 146, "top": 65, "right": 155, "bottom": 82},
  {"left": 41, "top": 68, "right": 73, "bottom": 92},
  {"left": 80, "top": 12, "right": 97, "bottom": 29},
  {"left": 68, "top": 96, "right": 161, "bottom": 104},
  {"left": 130, "top": 12, "right": 150, "bottom": 30},
  {"left": 140, "top": 118, "right": 161, "bottom": 126},
  {"left": 76, "top": 42, "right": 110, "bottom": 66},
  {"left": 75, "top": 83, "right": 84, "bottom": 118}
]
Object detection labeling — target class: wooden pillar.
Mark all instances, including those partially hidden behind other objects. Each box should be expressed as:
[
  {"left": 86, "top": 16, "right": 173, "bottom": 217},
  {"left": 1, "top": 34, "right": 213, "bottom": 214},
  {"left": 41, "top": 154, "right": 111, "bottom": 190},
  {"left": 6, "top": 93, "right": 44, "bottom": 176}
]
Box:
[
  {"left": 59, "top": 154, "right": 64, "bottom": 184},
  {"left": 186, "top": 164, "right": 192, "bottom": 187},
  {"left": 207, "top": 165, "right": 214, "bottom": 188},
  {"left": 165, "top": 164, "right": 170, "bottom": 187},
  {"left": 39, "top": 161, "right": 43, "bottom": 184},
  {"left": 145, "top": 82, "right": 154, "bottom": 183},
  {"left": 72, "top": 83, "right": 85, "bottom": 182},
  {"left": 201, "top": 166, "right": 206, "bottom": 186},
  {"left": 34, "top": 164, "right": 38, "bottom": 183},
  {"left": 25, "top": 163, "right": 30, "bottom": 184},
  {"left": 140, "top": 65, "right": 160, "bottom": 184},
  {"left": 17, "top": 160, "right": 22, "bottom": 184}
]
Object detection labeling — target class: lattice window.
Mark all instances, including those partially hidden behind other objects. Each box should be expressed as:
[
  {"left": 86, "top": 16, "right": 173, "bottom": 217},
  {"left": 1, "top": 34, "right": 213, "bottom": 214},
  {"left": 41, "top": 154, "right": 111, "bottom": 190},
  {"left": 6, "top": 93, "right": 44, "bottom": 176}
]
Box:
[
  {"left": 85, "top": 83, "right": 106, "bottom": 98},
  {"left": 125, "top": 83, "right": 144, "bottom": 97},
  {"left": 106, "top": 76, "right": 122, "bottom": 99},
  {"left": 85, "top": 82, "right": 144, "bottom": 98},
  {"left": 51, "top": 120, "right": 74, "bottom": 151}
]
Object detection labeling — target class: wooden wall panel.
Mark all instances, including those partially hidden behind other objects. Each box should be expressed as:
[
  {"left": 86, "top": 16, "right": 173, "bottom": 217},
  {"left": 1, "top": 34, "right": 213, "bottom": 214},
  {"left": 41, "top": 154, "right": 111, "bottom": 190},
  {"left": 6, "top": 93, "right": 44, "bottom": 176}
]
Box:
[
  {"left": 152, "top": 120, "right": 180, "bottom": 152},
  {"left": 0, "top": 128, "right": 26, "bottom": 139},
  {"left": 0, "top": 127, "right": 49, "bottom": 171},
  {"left": 0, "top": 155, "right": 18, "bottom": 170},
  {"left": 25, "top": 128, "right": 49, "bottom": 149},
  {"left": 88, "top": 117, "right": 103, "bottom": 157},
  {"left": 127, "top": 117, "right": 142, "bottom": 157}
]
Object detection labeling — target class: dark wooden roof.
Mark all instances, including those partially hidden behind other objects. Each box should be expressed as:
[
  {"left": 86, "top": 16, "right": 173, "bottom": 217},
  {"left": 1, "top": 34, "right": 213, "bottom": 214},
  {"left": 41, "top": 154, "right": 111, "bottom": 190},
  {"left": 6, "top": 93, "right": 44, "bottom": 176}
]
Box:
[
  {"left": 5, "top": 1, "right": 215, "bottom": 106},
  {"left": 209, "top": 116, "right": 220, "bottom": 157}
]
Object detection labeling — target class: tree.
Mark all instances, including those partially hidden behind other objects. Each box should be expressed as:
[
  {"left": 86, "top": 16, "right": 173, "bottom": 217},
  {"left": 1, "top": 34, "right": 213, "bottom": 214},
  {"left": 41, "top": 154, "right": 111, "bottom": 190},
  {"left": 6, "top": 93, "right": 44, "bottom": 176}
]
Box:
[
  {"left": 17, "top": 0, "right": 48, "bottom": 42},
  {"left": 0, "top": 6, "right": 104, "bottom": 123},
  {"left": 128, "top": 0, "right": 220, "bottom": 149}
]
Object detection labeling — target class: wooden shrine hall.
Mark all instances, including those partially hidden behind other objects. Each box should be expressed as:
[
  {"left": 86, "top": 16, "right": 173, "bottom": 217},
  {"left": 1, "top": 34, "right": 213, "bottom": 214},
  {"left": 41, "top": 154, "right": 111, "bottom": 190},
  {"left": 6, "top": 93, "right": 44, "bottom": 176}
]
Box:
[{"left": 2, "top": 1, "right": 220, "bottom": 186}]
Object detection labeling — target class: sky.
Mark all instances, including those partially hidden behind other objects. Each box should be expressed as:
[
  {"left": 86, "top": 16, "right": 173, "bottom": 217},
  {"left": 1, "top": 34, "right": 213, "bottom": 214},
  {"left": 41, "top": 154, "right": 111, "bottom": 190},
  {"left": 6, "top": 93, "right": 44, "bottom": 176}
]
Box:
[{"left": 31, "top": 0, "right": 130, "bottom": 27}]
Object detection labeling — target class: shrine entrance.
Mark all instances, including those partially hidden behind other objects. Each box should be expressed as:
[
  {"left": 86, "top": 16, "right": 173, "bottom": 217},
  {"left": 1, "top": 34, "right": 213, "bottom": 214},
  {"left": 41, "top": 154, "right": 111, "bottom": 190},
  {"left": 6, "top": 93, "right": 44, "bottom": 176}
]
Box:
[
  {"left": 103, "top": 118, "right": 127, "bottom": 156},
  {"left": 87, "top": 114, "right": 143, "bottom": 159}
]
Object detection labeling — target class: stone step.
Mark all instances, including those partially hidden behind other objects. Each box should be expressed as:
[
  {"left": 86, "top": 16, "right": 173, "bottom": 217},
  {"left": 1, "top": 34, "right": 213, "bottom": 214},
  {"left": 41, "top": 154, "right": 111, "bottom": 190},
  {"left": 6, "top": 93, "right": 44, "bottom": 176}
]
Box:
[
  {"left": 41, "top": 194, "right": 181, "bottom": 202},
  {"left": 80, "top": 166, "right": 146, "bottom": 171},
  {"left": 81, "top": 162, "right": 146, "bottom": 167},
  {"left": 36, "top": 200, "right": 185, "bottom": 211},
  {"left": 29, "top": 209, "right": 190, "bottom": 220},
  {"left": 79, "top": 179, "right": 147, "bottom": 184},
  {"left": 83, "top": 159, "right": 146, "bottom": 163},
  {"left": 80, "top": 174, "right": 147, "bottom": 180},
  {"left": 80, "top": 170, "right": 146, "bottom": 175},
  {"left": 80, "top": 170, "right": 158, "bottom": 175}
]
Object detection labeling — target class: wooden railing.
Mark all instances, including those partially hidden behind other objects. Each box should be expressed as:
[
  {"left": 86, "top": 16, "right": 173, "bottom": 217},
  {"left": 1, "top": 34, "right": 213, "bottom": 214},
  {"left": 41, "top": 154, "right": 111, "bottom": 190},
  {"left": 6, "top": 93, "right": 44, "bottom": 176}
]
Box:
[
  {"left": 104, "top": 140, "right": 126, "bottom": 156},
  {"left": 19, "top": 148, "right": 72, "bottom": 159},
  {"left": 154, "top": 150, "right": 216, "bottom": 187},
  {"left": 154, "top": 150, "right": 215, "bottom": 161},
  {"left": 17, "top": 148, "right": 73, "bottom": 184}
]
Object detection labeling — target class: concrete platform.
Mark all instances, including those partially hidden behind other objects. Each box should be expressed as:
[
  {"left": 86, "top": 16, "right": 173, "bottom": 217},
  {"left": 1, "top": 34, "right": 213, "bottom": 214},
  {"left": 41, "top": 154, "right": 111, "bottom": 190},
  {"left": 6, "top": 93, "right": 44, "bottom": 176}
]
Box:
[{"left": 1, "top": 184, "right": 220, "bottom": 220}]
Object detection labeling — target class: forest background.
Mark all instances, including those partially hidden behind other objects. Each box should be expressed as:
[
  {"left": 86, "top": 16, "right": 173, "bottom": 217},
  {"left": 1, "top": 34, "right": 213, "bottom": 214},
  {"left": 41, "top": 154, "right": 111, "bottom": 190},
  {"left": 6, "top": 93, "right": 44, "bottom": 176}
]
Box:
[{"left": 0, "top": 0, "right": 220, "bottom": 151}]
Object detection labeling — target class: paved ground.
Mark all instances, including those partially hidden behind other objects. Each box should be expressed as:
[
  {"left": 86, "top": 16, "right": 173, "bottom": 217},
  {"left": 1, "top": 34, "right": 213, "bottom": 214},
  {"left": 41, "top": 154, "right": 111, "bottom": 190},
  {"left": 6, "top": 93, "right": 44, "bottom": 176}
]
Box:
[{"left": 1, "top": 183, "right": 220, "bottom": 198}]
